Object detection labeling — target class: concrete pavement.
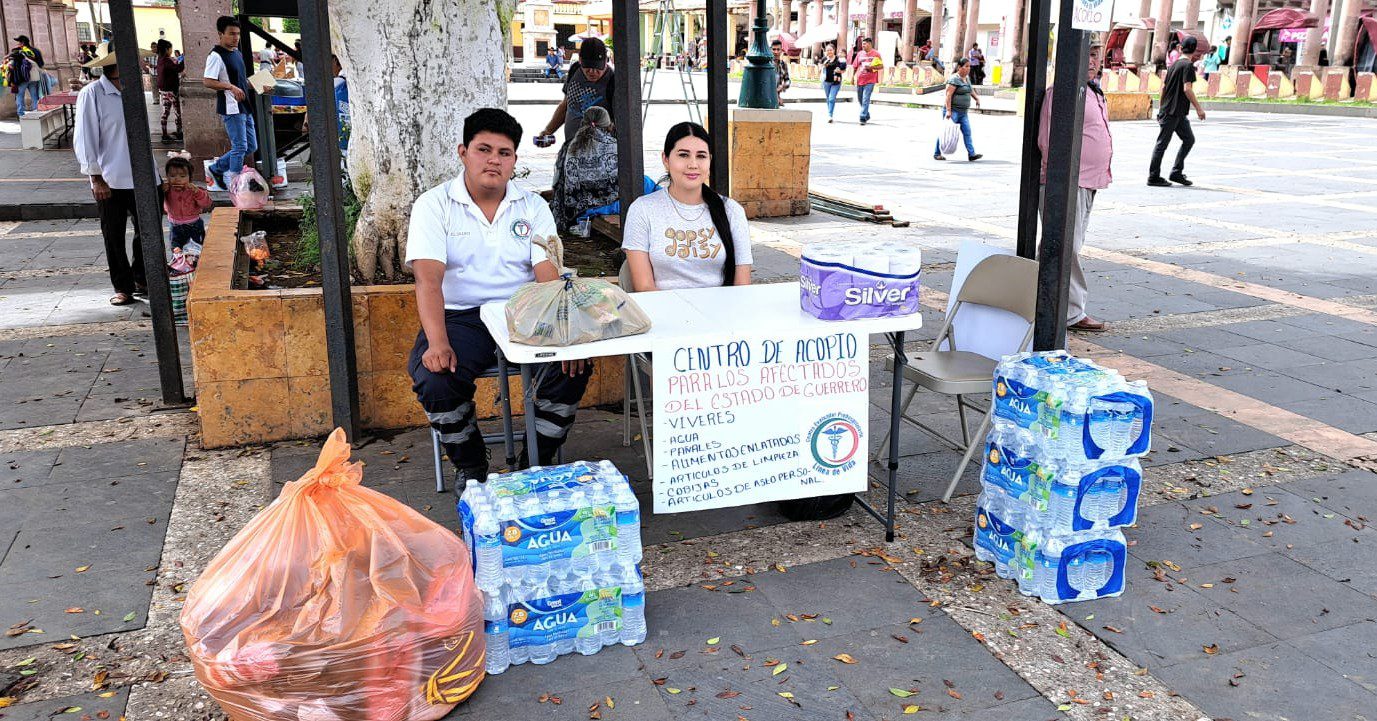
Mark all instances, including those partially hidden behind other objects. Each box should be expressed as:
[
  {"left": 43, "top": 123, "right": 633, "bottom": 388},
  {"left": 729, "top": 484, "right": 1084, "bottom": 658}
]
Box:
[{"left": 0, "top": 104, "right": 1375, "bottom": 720}]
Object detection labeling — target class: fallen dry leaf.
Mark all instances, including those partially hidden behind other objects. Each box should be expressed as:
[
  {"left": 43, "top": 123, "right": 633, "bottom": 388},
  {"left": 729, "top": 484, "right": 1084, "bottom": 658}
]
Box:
[{"left": 832, "top": 653, "right": 858, "bottom": 665}]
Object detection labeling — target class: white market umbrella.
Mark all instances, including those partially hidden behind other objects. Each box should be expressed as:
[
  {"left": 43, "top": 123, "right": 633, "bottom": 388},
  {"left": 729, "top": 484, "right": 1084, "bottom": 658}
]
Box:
[
  {"left": 795, "top": 22, "right": 839, "bottom": 46},
  {"left": 568, "top": 30, "right": 606, "bottom": 43}
]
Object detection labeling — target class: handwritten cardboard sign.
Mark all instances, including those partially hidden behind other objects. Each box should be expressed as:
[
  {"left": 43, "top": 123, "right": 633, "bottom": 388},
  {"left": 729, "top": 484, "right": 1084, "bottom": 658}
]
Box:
[{"left": 652, "top": 331, "right": 870, "bottom": 513}]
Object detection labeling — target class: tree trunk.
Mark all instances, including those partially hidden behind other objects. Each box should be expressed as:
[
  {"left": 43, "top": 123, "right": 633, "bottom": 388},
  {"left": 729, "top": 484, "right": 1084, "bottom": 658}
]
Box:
[{"left": 329, "top": 0, "right": 507, "bottom": 283}]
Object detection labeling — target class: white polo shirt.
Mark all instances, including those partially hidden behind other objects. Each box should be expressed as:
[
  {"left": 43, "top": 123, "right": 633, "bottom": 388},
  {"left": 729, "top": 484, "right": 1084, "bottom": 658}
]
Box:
[{"left": 404, "top": 176, "right": 556, "bottom": 311}]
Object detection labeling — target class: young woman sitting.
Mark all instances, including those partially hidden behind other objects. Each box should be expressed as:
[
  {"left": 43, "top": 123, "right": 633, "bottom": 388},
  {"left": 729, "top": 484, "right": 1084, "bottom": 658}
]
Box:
[{"left": 621, "top": 121, "right": 752, "bottom": 290}]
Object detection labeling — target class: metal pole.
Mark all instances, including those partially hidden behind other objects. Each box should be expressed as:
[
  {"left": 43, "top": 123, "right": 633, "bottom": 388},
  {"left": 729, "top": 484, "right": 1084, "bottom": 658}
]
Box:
[
  {"left": 107, "top": 0, "right": 186, "bottom": 406},
  {"left": 612, "top": 0, "right": 646, "bottom": 224},
  {"left": 707, "top": 0, "right": 730, "bottom": 192},
  {"left": 1032, "top": 8, "right": 1089, "bottom": 352},
  {"left": 298, "top": 0, "right": 360, "bottom": 437},
  {"left": 1013, "top": 0, "right": 1049, "bottom": 259},
  {"left": 739, "top": 0, "right": 778, "bottom": 107}
]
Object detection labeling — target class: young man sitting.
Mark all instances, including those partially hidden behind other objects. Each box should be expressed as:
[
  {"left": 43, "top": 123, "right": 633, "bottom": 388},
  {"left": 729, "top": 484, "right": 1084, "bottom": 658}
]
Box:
[{"left": 406, "top": 108, "right": 592, "bottom": 485}]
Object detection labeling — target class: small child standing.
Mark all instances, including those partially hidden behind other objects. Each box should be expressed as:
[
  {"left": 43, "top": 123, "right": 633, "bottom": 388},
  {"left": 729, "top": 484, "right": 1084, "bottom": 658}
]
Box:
[{"left": 163, "top": 155, "right": 213, "bottom": 256}]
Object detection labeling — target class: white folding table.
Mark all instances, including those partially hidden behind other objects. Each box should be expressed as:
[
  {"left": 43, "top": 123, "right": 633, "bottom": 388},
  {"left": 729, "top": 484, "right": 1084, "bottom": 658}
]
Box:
[{"left": 480, "top": 282, "right": 924, "bottom": 541}]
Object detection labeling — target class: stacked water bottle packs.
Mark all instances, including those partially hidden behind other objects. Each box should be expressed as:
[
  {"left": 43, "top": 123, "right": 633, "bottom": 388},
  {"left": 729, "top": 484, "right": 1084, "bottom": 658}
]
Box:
[
  {"left": 457, "top": 460, "right": 645, "bottom": 675},
  {"left": 974, "top": 350, "right": 1154, "bottom": 605}
]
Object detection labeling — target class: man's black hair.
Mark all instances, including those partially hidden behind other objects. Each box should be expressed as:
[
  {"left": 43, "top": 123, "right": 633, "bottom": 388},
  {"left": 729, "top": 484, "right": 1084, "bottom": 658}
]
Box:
[
  {"left": 463, "top": 108, "right": 524, "bottom": 148},
  {"left": 1180, "top": 36, "right": 1198, "bottom": 54},
  {"left": 770, "top": 38, "right": 782, "bottom": 47},
  {"left": 216, "top": 16, "right": 240, "bottom": 34}
]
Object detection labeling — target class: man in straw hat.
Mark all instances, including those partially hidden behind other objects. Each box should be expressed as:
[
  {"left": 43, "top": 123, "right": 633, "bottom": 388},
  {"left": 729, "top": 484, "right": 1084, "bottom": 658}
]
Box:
[{"left": 74, "top": 42, "right": 162, "bottom": 306}]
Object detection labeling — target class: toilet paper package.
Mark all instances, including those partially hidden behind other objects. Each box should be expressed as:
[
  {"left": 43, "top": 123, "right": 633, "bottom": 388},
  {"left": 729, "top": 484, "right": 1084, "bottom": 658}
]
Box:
[{"left": 800, "top": 240, "right": 923, "bottom": 321}]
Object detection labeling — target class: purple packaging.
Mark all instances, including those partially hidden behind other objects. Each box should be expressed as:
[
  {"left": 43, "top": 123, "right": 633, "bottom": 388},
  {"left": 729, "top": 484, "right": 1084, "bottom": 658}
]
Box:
[{"left": 800, "top": 254, "right": 923, "bottom": 321}]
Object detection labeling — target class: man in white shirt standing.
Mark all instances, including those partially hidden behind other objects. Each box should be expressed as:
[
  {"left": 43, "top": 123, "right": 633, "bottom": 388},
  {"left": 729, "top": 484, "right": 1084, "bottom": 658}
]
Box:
[
  {"left": 407, "top": 109, "right": 592, "bottom": 486},
  {"left": 73, "top": 44, "right": 161, "bottom": 307},
  {"left": 202, "top": 16, "right": 256, "bottom": 190}
]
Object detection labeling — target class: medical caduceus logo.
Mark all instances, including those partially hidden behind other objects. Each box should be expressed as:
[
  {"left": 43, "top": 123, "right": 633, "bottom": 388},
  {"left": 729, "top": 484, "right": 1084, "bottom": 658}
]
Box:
[{"left": 808, "top": 413, "right": 862, "bottom": 475}]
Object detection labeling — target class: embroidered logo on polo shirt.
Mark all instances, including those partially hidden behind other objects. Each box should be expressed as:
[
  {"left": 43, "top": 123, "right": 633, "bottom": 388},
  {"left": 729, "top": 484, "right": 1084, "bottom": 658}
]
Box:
[{"left": 510, "top": 219, "right": 532, "bottom": 240}]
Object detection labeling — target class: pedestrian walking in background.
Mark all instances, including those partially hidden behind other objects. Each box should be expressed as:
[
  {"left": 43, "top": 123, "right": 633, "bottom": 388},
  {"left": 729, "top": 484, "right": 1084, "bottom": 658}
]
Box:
[
  {"left": 1218, "top": 36, "right": 1230, "bottom": 64},
  {"left": 1202, "top": 45, "right": 1220, "bottom": 79},
  {"left": 1039, "top": 42, "right": 1113, "bottom": 333},
  {"left": 968, "top": 43, "right": 986, "bottom": 85},
  {"left": 73, "top": 44, "right": 162, "bottom": 307},
  {"left": 853, "top": 37, "right": 881, "bottom": 125},
  {"left": 203, "top": 16, "right": 257, "bottom": 191},
  {"left": 934, "top": 57, "right": 981, "bottom": 161},
  {"left": 1148, "top": 36, "right": 1206, "bottom": 187},
  {"left": 6, "top": 35, "right": 44, "bottom": 117},
  {"left": 821, "top": 43, "right": 846, "bottom": 122},
  {"left": 1166, "top": 36, "right": 1181, "bottom": 66},
  {"left": 257, "top": 46, "right": 275, "bottom": 74},
  {"left": 772, "top": 38, "right": 790, "bottom": 107},
  {"left": 155, "top": 40, "right": 184, "bottom": 143}
]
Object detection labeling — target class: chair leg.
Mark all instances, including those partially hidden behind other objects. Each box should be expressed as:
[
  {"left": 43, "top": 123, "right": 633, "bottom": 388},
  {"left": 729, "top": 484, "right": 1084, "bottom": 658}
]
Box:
[
  {"left": 497, "top": 356, "right": 518, "bottom": 468},
  {"left": 956, "top": 394, "right": 970, "bottom": 449},
  {"left": 623, "top": 356, "right": 633, "bottom": 447},
  {"left": 875, "top": 380, "right": 920, "bottom": 463},
  {"left": 943, "top": 411, "right": 992, "bottom": 503},
  {"left": 431, "top": 427, "right": 446, "bottom": 494},
  {"left": 630, "top": 357, "right": 653, "bottom": 479}
]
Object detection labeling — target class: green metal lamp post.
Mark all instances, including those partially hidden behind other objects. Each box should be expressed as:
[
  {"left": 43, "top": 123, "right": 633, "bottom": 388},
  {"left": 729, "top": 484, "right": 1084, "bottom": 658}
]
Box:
[{"left": 738, "top": 0, "right": 778, "bottom": 108}]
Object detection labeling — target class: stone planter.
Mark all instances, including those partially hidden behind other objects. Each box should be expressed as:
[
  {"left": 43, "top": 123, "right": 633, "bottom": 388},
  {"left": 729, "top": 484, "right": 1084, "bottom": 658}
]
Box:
[{"left": 188, "top": 207, "right": 625, "bottom": 448}]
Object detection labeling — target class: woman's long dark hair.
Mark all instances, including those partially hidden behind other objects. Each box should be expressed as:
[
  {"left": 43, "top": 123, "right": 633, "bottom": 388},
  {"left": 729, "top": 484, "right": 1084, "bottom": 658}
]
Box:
[{"left": 663, "top": 122, "right": 736, "bottom": 286}]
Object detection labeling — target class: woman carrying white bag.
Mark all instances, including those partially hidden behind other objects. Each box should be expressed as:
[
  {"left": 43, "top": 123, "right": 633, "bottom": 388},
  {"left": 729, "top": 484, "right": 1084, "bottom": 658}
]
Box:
[{"left": 934, "top": 58, "right": 983, "bottom": 162}]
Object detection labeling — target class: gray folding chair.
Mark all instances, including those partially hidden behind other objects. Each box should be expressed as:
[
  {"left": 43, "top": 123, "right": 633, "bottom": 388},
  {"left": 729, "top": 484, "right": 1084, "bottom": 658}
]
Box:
[
  {"left": 875, "top": 254, "right": 1038, "bottom": 502},
  {"left": 619, "top": 261, "right": 654, "bottom": 478}
]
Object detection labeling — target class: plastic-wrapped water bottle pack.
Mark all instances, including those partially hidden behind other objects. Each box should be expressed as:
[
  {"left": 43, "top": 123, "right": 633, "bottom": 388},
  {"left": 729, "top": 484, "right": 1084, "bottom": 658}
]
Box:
[
  {"left": 457, "top": 460, "right": 645, "bottom": 674},
  {"left": 974, "top": 351, "right": 1153, "bottom": 605}
]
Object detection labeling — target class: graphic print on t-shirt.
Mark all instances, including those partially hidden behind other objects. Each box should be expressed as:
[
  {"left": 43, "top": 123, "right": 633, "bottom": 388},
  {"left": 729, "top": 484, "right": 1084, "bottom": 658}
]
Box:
[{"left": 663, "top": 226, "right": 721, "bottom": 260}]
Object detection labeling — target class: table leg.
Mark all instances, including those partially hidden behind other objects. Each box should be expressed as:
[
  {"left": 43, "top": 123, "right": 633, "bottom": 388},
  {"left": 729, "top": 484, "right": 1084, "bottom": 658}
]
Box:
[
  {"left": 497, "top": 351, "right": 518, "bottom": 469},
  {"left": 521, "top": 364, "right": 540, "bottom": 469},
  {"left": 885, "top": 331, "right": 907, "bottom": 543}
]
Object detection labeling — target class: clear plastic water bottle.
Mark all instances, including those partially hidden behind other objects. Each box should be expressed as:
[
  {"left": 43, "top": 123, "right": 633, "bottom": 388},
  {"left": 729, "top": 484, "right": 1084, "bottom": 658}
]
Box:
[
  {"left": 972, "top": 489, "right": 1023, "bottom": 580},
  {"left": 1031, "top": 529, "right": 1126, "bottom": 603},
  {"left": 474, "top": 511, "right": 503, "bottom": 592},
  {"left": 612, "top": 482, "right": 643, "bottom": 565},
  {"left": 524, "top": 576, "right": 557, "bottom": 665},
  {"left": 551, "top": 561, "right": 579, "bottom": 657},
  {"left": 621, "top": 565, "right": 647, "bottom": 646},
  {"left": 483, "top": 587, "right": 510, "bottom": 675},
  {"left": 595, "top": 564, "right": 625, "bottom": 647},
  {"left": 574, "top": 563, "right": 602, "bottom": 655}
]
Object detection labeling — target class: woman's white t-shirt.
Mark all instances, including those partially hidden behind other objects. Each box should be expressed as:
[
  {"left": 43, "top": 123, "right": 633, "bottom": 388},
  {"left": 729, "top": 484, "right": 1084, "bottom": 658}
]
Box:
[{"left": 621, "top": 189, "right": 753, "bottom": 290}]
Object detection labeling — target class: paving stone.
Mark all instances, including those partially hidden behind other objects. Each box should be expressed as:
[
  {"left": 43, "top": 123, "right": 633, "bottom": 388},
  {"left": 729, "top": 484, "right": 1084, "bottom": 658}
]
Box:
[
  {"left": 0, "top": 687, "right": 129, "bottom": 721},
  {"left": 1283, "top": 537, "right": 1377, "bottom": 600},
  {"left": 1189, "top": 553, "right": 1377, "bottom": 641},
  {"left": 0, "top": 567, "right": 156, "bottom": 651},
  {"left": 1155, "top": 412, "right": 1289, "bottom": 457},
  {"left": 889, "top": 449, "right": 983, "bottom": 502},
  {"left": 1281, "top": 395, "right": 1377, "bottom": 435},
  {"left": 1274, "top": 334, "right": 1377, "bottom": 362},
  {"left": 1153, "top": 326, "right": 1264, "bottom": 351},
  {"left": 634, "top": 580, "right": 804, "bottom": 674},
  {"left": 0, "top": 516, "right": 168, "bottom": 581},
  {"left": 50, "top": 436, "right": 185, "bottom": 482},
  {"left": 0, "top": 448, "right": 58, "bottom": 488},
  {"left": 1093, "top": 333, "right": 1192, "bottom": 358},
  {"left": 752, "top": 556, "right": 942, "bottom": 640},
  {"left": 1076, "top": 560, "right": 1278, "bottom": 668},
  {"left": 810, "top": 619, "right": 1040, "bottom": 718},
  {"left": 1153, "top": 641, "right": 1377, "bottom": 721},
  {"left": 1139, "top": 434, "right": 1208, "bottom": 467},
  {"left": 1213, "top": 342, "right": 1329, "bottom": 370},
  {"left": 1281, "top": 361, "right": 1377, "bottom": 396},
  {"left": 1286, "top": 621, "right": 1377, "bottom": 694},
  {"left": 1128, "top": 501, "right": 1271, "bottom": 569},
  {"left": 943, "top": 695, "right": 1068, "bottom": 720},
  {"left": 651, "top": 656, "right": 876, "bottom": 720},
  {"left": 2, "top": 472, "right": 178, "bottom": 531},
  {"left": 1208, "top": 370, "right": 1335, "bottom": 406},
  {"left": 1196, "top": 487, "right": 1374, "bottom": 553},
  {"left": 1283, "top": 470, "right": 1377, "bottom": 521},
  {"left": 1212, "top": 318, "right": 1332, "bottom": 344},
  {"left": 455, "top": 668, "right": 673, "bottom": 719}
]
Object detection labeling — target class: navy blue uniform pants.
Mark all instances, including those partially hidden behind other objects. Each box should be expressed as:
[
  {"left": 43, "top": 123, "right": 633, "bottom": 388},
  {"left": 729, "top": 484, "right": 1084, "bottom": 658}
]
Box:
[{"left": 409, "top": 308, "right": 592, "bottom": 470}]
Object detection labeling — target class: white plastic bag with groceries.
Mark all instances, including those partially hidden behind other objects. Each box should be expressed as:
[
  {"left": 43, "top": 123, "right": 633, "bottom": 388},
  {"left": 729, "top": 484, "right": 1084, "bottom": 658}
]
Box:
[{"left": 506, "top": 235, "right": 652, "bottom": 346}]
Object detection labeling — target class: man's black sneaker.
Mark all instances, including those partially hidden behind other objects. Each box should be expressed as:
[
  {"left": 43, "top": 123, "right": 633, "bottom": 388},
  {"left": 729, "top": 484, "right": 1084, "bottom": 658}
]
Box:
[
  {"left": 451, "top": 464, "right": 489, "bottom": 496},
  {"left": 1147, "top": 176, "right": 1172, "bottom": 187},
  {"left": 934, "top": 154, "right": 947, "bottom": 161},
  {"left": 1169, "top": 173, "right": 1193, "bottom": 186},
  {"left": 968, "top": 154, "right": 983, "bottom": 161},
  {"left": 208, "top": 167, "right": 227, "bottom": 191}
]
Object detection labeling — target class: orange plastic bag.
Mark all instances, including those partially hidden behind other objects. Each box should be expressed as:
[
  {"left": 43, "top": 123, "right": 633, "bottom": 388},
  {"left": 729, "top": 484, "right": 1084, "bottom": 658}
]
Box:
[{"left": 180, "top": 429, "right": 485, "bottom": 721}]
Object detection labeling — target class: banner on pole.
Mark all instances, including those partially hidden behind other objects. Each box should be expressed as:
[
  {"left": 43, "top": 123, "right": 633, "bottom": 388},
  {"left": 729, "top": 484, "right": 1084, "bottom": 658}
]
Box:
[
  {"left": 651, "top": 331, "right": 870, "bottom": 514},
  {"left": 1072, "top": 0, "right": 1113, "bottom": 31}
]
